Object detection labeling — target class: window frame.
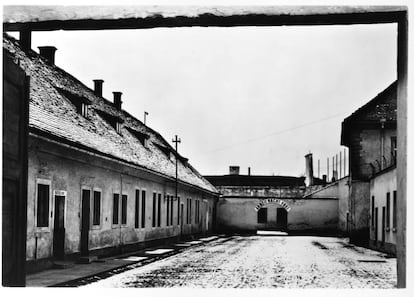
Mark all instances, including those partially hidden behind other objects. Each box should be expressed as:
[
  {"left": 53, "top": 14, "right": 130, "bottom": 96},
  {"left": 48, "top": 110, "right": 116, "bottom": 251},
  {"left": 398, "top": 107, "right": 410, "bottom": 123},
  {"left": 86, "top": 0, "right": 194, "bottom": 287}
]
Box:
[
  {"left": 135, "top": 188, "right": 140, "bottom": 229},
  {"left": 393, "top": 190, "right": 397, "bottom": 232},
  {"left": 35, "top": 179, "right": 52, "bottom": 231},
  {"left": 157, "top": 193, "right": 162, "bottom": 227},
  {"left": 121, "top": 194, "right": 128, "bottom": 226},
  {"left": 112, "top": 192, "right": 120, "bottom": 227},
  {"left": 386, "top": 192, "right": 391, "bottom": 231},
  {"left": 141, "top": 189, "right": 146, "bottom": 229},
  {"left": 91, "top": 188, "right": 102, "bottom": 229},
  {"left": 152, "top": 192, "right": 157, "bottom": 228}
]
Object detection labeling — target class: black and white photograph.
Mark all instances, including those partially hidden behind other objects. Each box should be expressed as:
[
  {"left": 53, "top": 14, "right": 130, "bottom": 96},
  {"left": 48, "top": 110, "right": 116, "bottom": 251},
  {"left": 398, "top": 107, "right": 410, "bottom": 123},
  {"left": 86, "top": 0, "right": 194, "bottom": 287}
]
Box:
[{"left": 1, "top": 0, "right": 411, "bottom": 292}]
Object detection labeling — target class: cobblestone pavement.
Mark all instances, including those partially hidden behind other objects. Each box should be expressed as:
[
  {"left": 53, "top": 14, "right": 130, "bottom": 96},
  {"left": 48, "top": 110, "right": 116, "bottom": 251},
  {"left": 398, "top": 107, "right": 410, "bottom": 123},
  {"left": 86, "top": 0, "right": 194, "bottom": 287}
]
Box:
[{"left": 84, "top": 234, "right": 396, "bottom": 288}]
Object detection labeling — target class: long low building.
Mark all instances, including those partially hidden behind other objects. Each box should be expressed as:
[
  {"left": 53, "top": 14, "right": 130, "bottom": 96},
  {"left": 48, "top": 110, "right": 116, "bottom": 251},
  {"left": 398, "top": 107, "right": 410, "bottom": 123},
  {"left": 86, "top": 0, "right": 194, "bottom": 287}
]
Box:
[
  {"left": 3, "top": 34, "right": 219, "bottom": 272},
  {"left": 205, "top": 165, "right": 339, "bottom": 234}
]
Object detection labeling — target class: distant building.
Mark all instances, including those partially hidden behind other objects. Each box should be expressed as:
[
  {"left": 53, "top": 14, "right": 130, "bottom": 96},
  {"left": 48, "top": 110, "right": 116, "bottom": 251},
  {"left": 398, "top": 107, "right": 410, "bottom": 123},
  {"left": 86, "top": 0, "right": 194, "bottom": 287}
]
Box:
[
  {"left": 3, "top": 34, "right": 219, "bottom": 272},
  {"left": 205, "top": 163, "right": 339, "bottom": 234},
  {"left": 341, "top": 81, "right": 397, "bottom": 253}
]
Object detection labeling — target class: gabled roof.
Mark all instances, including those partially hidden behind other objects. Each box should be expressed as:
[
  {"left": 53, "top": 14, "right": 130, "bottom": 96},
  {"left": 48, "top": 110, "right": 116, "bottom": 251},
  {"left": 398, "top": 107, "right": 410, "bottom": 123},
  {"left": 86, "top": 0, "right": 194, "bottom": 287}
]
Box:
[
  {"left": 204, "top": 175, "right": 305, "bottom": 187},
  {"left": 341, "top": 81, "right": 397, "bottom": 145},
  {"left": 3, "top": 33, "right": 218, "bottom": 194}
]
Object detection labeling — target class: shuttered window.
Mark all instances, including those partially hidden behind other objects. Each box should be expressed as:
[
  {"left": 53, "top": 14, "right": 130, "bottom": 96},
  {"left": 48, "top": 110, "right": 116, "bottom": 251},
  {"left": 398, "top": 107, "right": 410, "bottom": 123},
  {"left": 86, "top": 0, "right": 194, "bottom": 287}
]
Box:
[
  {"left": 121, "top": 194, "right": 127, "bottom": 225},
  {"left": 113, "top": 194, "right": 119, "bottom": 224},
  {"left": 135, "top": 190, "right": 140, "bottom": 228},
  {"left": 92, "top": 191, "right": 101, "bottom": 226},
  {"left": 141, "top": 190, "right": 146, "bottom": 228},
  {"left": 37, "top": 184, "right": 50, "bottom": 227}
]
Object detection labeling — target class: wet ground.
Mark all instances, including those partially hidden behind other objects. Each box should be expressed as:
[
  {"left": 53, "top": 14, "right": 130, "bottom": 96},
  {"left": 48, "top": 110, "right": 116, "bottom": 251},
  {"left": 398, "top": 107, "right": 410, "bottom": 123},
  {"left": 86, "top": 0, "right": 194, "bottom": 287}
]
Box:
[{"left": 84, "top": 233, "right": 396, "bottom": 288}]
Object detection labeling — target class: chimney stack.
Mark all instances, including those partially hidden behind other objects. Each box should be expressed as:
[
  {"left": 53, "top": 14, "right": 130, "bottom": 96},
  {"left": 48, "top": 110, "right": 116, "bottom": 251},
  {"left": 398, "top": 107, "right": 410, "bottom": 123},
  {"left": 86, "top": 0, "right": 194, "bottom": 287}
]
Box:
[
  {"left": 38, "top": 46, "right": 57, "bottom": 65},
  {"left": 93, "top": 79, "right": 104, "bottom": 97},
  {"left": 113, "top": 92, "right": 123, "bottom": 110},
  {"left": 305, "top": 153, "right": 314, "bottom": 187},
  {"left": 248, "top": 167, "right": 251, "bottom": 176},
  {"left": 229, "top": 166, "right": 240, "bottom": 175}
]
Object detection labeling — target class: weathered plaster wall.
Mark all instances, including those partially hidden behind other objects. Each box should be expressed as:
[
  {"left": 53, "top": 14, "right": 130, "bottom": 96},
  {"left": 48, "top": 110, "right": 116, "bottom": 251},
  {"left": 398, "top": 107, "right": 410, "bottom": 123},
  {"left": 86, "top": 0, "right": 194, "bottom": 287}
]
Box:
[
  {"left": 349, "top": 181, "right": 370, "bottom": 245},
  {"left": 26, "top": 136, "right": 216, "bottom": 261},
  {"left": 217, "top": 197, "right": 338, "bottom": 232},
  {"left": 304, "top": 177, "right": 350, "bottom": 233},
  {"left": 369, "top": 167, "right": 396, "bottom": 254}
]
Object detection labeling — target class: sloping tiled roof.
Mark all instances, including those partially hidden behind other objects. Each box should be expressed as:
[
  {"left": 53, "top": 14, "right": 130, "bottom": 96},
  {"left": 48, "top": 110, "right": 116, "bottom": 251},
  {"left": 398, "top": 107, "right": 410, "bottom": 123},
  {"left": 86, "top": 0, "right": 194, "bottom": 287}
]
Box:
[
  {"left": 204, "top": 175, "right": 305, "bottom": 187},
  {"left": 341, "top": 81, "right": 397, "bottom": 145},
  {"left": 3, "top": 33, "right": 218, "bottom": 194}
]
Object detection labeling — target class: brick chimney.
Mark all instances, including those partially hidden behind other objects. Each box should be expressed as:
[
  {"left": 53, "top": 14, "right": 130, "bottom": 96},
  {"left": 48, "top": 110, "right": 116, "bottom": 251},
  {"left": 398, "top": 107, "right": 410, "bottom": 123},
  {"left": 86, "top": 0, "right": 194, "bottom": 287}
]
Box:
[
  {"left": 229, "top": 166, "right": 240, "bottom": 175},
  {"left": 38, "top": 46, "right": 57, "bottom": 65},
  {"left": 305, "top": 153, "right": 314, "bottom": 186},
  {"left": 113, "top": 92, "right": 123, "bottom": 110},
  {"left": 93, "top": 79, "right": 104, "bottom": 97},
  {"left": 248, "top": 167, "right": 251, "bottom": 176}
]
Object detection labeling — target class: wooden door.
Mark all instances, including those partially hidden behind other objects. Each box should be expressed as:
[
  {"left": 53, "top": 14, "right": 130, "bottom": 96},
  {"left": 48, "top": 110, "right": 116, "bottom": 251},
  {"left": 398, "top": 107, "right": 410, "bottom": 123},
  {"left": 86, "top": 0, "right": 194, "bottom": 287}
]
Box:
[
  {"left": 53, "top": 195, "right": 65, "bottom": 259},
  {"left": 276, "top": 208, "right": 288, "bottom": 231},
  {"left": 80, "top": 189, "right": 90, "bottom": 256}
]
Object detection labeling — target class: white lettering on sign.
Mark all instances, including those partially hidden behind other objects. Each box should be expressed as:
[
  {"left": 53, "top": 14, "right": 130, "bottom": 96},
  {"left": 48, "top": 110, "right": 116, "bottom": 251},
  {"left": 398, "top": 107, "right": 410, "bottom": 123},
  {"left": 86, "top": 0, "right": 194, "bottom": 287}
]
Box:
[
  {"left": 54, "top": 190, "right": 67, "bottom": 196},
  {"left": 254, "top": 198, "right": 291, "bottom": 212}
]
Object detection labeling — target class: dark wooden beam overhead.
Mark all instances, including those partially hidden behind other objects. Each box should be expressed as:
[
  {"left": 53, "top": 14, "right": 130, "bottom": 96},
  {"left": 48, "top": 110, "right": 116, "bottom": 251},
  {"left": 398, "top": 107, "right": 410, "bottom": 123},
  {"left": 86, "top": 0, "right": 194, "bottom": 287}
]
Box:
[{"left": 3, "top": 5, "right": 407, "bottom": 31}]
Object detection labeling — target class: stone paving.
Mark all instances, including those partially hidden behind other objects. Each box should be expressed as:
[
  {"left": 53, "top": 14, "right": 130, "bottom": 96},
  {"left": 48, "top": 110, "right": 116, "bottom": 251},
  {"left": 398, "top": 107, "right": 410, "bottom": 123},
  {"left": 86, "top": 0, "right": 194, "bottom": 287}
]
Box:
[{"left": 84, "top": 234, "right": 397, "bottom": 288}]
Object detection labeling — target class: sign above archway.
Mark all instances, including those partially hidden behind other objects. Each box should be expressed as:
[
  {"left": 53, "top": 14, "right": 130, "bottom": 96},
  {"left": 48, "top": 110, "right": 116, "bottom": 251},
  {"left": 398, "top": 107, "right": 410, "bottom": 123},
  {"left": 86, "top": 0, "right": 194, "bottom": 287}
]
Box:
[{"left": 254, "top": 198, "right": 291, "bottom": 212}]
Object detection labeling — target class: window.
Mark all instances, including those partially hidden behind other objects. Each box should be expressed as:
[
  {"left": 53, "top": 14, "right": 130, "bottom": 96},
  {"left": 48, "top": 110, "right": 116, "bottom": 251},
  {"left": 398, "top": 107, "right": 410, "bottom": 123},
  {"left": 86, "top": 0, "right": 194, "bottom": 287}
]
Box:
[
  {"left": 186, "top": 198, "right": 192, "bottom": 224},
  {"left": 141, "top": 190, "right": 146, "bottom": 228},
  {"left": 371, "top": 196, "right": 375, "bottom": 228},
  {"left": 170, "top": 196, "right": 174, "bottom": 226},
  {"left": 37, "top": 183, "right": 50, "bottom": 227},
  {"left": 116, "top": 122, "right": 122, "bottom": 134},
  {"left": 189, "top": 199, "right": 192, "bottom": 224},
  {"left": 92, "top": 191, "right": 101, "bottom": 226},
  {"left": 195, "top": 200, "right": 199, "bottom": 224},
  {"left": 386, "top": 192, "right": 390, "bottom": 229},
  {"left": 152, "top": 193, "right": 157, "bottom": 227},
  {"left": 258, "top": 208, "right": 267, "bottom": 224},
  {"left": 166, "top": 195, "right": 170, "bottom": 226},
  {"left": 121, "top": 194, "right": 127, "bottom": 225},
  {"left": 81, "top": 103, "right": 89, "bottom": 118},
  {"left": 113, "top": 194, "right": 119, "bottom": 224},
  {"left": 177, "top": 197, "right": 181, "bottom": 225},
  {"left": 393, "top": 190, "right": 397, "bottom": 230},
  {"left": 157, "top": 193, "right": 161, "bottom": 227},
  {"left": 135, "top": 190, "right": 140, "bottom": 228},
  {"left": 126, "top": 127, "right": 150, "bottom": 148}
]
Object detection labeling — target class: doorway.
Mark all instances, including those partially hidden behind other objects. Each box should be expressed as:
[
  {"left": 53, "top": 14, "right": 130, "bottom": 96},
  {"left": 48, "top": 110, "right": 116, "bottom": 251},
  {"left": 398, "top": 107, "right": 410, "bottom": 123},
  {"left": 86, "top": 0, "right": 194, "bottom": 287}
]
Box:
[
  {"left": 53, "top": 195, "right": 65, "bottom": 259},
  {"left": 80, "top": 189, "right": 90, "bottom": 256},
  {"left": 276, "top": 208, "right": 288, "bottom": 231}
]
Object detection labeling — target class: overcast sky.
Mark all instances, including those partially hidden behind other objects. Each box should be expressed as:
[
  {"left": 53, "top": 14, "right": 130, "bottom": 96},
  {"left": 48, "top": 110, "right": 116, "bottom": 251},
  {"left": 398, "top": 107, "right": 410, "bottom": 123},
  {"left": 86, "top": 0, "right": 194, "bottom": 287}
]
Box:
[{"left": 26, "top": 23, "right": 396, "bottom": 176}]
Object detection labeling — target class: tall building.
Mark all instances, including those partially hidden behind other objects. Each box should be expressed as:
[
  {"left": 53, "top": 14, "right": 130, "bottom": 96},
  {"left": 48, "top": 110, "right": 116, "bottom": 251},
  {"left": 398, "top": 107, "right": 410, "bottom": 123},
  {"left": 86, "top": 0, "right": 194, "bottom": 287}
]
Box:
[{"left": 341, "top": 81, "right": 397, "bottom": 252}]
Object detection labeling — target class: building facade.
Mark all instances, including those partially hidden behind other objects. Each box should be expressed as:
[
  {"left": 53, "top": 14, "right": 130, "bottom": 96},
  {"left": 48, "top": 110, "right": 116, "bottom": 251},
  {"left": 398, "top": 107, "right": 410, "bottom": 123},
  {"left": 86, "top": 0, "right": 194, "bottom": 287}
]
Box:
[
  {"left": 341, "top": 81, "right": 397, "bottom": 251},
  {"left": 3, "top": 34, "right": 219, "bottom": 272},
  {"left": 205, "top": 165, "right": 339, "bottom": 234}
]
